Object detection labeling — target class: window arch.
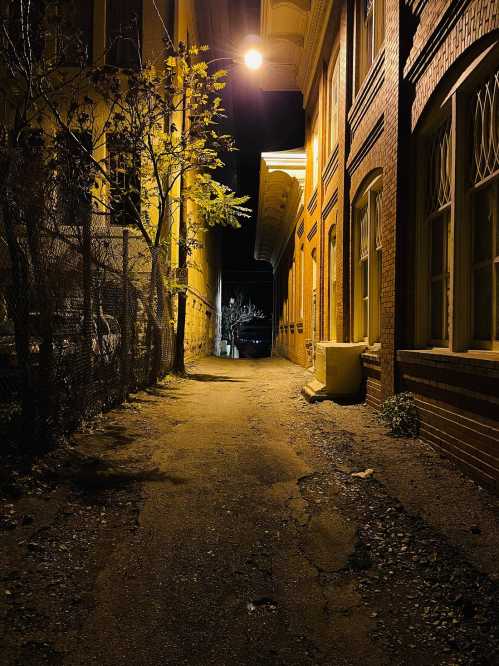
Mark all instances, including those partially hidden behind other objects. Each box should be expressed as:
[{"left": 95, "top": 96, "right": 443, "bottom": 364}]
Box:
[{"left": 352, "top": 172, "right": 382, "bottom": 345}]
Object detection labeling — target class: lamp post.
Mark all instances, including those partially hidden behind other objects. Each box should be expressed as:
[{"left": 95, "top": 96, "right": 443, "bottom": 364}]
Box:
[{"left": 207, "top": 48, "right": 264, "bottom": 71}]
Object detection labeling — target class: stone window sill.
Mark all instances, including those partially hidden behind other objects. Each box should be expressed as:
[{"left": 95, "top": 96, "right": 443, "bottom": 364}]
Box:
[{"left": 397, "top": 348, "right": 499, "bottom": 375}]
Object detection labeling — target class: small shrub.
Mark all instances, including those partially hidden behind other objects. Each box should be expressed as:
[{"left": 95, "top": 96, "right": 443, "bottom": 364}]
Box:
[{"left": 379, "top": 392, "right": 419, "bottom": 438}]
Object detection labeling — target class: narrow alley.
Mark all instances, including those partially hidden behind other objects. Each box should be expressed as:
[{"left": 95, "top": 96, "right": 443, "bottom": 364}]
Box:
[
  {"left": 1, "top": 2, "right": 498, "bottom": 664},
  {"left": 3, "top": 358, "right": 499, "bottom": 665}
]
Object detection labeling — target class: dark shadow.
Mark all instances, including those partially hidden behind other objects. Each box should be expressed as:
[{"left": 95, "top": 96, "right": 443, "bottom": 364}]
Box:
[
  {"left": 125, "top": 397, "right": 154, "bottom": 405},
  {"left": 58, "top": 452, "right": 188, "bottom": 495},
  {"left": 144, "top": 386, "right": 180, "bottom": 398},
  {"left": 327, "top": 391, "right": 365, "bottom": 406},
  {"left": 73, "top": 467, "right": 186, "bottom": 492},
  {"left": 95, "top": 424, "right": 136, "bottom": 448},
  {"left": 187, "top": 373, "right": 245, "bottom": 383}
]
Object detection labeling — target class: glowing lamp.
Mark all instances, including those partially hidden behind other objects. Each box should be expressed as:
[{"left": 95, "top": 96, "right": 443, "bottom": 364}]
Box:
[{"left": 244, "top": 49, "right": 263, "bottom": 71}]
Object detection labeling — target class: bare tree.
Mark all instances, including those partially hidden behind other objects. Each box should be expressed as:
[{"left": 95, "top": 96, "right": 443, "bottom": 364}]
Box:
[
  {"left": 0, "top": 1, "right": 250, "bottom": 448},
  {"left": 222, "top": 293, "right": 265, "bottom": 359},
  {"left": 43, "top": 31, "right": 250, "bottom": 377}
]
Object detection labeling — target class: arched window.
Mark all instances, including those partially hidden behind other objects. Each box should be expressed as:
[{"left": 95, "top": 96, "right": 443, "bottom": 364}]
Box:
[
  {"left": 426, "top": 118, "right": 451, "bottom": 345},
  {"left": 311, "top": 248, "right": 317, "bottom": 344},
  {"left": 470, "top": 69, "right": 499, "bottom": 348},
  {"left": 300, "top": 245, "right": 304, "bottom": 320},
  {"left": 328, "top": 223, "right": 337, "bottom": 340},
  {"left": 353, "top": 173, "right": 382, "bottom": 344},
  {"left": 415, "top": 46, "right": 499, "bottom": 351}
]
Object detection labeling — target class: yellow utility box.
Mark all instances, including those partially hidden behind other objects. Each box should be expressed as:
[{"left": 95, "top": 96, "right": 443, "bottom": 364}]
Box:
[{"left": 302, "top": 342, "right": 367, "bottom": 402}]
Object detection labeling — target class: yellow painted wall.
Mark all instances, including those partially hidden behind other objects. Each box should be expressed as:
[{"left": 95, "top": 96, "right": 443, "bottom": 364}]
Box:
[
  {"left": 94, "top": 0, "right": 221, "bottom": 360},
  {"left": 175, "top": 0, "right": 222, "bottom": 359}
]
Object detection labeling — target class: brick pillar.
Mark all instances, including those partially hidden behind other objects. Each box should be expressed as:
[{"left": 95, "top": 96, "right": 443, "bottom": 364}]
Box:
[
  {"left": 381, "top": 0, "right": 408, "bottom": 398},
  {"left": 318, "top": 64, "right": 327, "bottom": 342},
  {"left": 337, "top": 1, "right": 354, "bottom": 342}
]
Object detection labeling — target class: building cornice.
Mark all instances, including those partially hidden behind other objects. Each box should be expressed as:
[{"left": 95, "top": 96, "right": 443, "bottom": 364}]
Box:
[
  {"left": 255, "top": 149, "right": 306, "bottom": 268},
  {"left": 260, "top": 0, "right": 333, "bottom": 98},
  {"left": 297, "top": 0, "right": 334, "bottom": 105}
]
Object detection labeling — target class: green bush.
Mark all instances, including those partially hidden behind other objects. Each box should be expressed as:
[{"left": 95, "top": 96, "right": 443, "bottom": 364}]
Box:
[{"left": 379, "top": 392, "right": 419, "bottom": 437}]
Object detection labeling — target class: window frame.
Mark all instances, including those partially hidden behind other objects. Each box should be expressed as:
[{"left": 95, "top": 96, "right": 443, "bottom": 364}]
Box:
[
  {"left": 354, "top": 0, "right": 385, "bottom": 94},
  {"left": 327, "top": 53, "right": 340, "bottom": 156},
  {"left": 309, "top": 114, "right": 320, "bottom": 193},
  {"left": 352, "top": 173, "right": 383, "bottom": 346},
  {"left": 469, "top": 150, "right": 499, "bottom": 351},
  {"left": 328, "top": 218, "right": 337, "bottom": 340},
  {"left": 311, "top": 248, "right": 318, "bottom": 351},
  {"left": 106, "top": 0, "right": 143, "bottom": 69},
  {"left": 300, "top": 244, "right": 304, "bottom": 321},
  {"left": 107, "top": 134, "right": 141, "bottom": 227},
  {"left": 57, "top": 1, "right": 94, "bottom": 66},
  {"left": 56, "top": 130, "right": 93, "bottom": 227},
  {"left": 414, "top": 45, "right": 499, "bottom": 353}
]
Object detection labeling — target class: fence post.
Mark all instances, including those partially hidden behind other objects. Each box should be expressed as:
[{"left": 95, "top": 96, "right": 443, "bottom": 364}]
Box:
[
  {"left": 121, "top": 228, "right": 129, "bottom": 401},
  {"left": 82, "top": 212, "right": 93, "bottom": 414}
]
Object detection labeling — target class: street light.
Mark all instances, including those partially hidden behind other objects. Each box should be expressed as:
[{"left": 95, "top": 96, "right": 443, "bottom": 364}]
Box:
[
  {"left": 243, "top": 49, "right": 263, "bottom": 71},
  {"left": 208, "top": 49, "right": 264, "bottom": 72}
]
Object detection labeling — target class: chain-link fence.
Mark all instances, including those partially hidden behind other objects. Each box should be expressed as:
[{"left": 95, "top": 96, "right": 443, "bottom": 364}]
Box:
[{"left": 0, "top": 217, "right": 175, "bottom": 449}]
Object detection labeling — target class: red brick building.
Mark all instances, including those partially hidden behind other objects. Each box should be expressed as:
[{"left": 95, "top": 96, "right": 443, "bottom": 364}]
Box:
[{"left": 256, "top": 0, "right": 499, "bottom": 488}]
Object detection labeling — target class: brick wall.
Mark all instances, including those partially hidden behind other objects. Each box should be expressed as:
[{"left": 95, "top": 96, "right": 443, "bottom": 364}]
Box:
[{"left": 270, "top": 0, "right": 499, "bottom": 486}]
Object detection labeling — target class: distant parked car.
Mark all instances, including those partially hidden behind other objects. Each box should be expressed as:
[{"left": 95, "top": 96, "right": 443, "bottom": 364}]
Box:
[
  {"left": 91, "top": 313, "right": 121, "bottom": 364},
  {"left": 0, "top": 313, "right": 79, "bottom": 370},
  {"left": 0, "top": 311, "right": 121, "bottom": 372}
]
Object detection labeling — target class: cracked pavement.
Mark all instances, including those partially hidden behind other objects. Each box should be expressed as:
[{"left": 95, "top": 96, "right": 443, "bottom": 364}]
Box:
[{"left": 4, "top": 356, "right": 499, "bottom": 665}]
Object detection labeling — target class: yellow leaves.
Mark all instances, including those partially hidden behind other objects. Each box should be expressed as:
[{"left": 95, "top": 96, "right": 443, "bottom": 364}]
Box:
[
  {"left": 166, "top": 56, "right": 177, "bottom": 68},
  {"left": 192, "top": 62, "right": 208, "bottom": 78}
]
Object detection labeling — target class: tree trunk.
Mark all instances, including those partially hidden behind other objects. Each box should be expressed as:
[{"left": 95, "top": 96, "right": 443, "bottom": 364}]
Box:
[
  {"left": 120, "top": 229, "right": 129, "bottom": 401},
  {"left": 144, "top": 249, "right": 156, "bottom": 382},
  {"left": 230, "top": 330, "right": 235, "bottom": 359},
  {"left": 173, "top": 84, "right": 188, "bottom": 375},
  {"left": 26, "top": 218, "right": 56, "bottom": 448},
  {"left": 173, "top": 175, "right": 188, "bottom": 374},
  {"left": 150, "top": 254, "right": 165, "bottom": 384},
  {"left": 174, "top": 290, "right": 186, "bottom": 374},
  {"left": 82, "top": 208, "right": 93, "bottom": 413}
]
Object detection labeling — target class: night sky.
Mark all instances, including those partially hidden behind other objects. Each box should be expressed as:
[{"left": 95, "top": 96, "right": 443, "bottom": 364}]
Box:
[{"left": 213, "top": 0, "right": 304, "bottom": 315}]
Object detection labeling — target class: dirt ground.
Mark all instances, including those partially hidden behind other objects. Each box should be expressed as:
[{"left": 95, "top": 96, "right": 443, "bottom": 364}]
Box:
[{"left": 1, "top": 356, "right": 499, "bottom": 665}]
